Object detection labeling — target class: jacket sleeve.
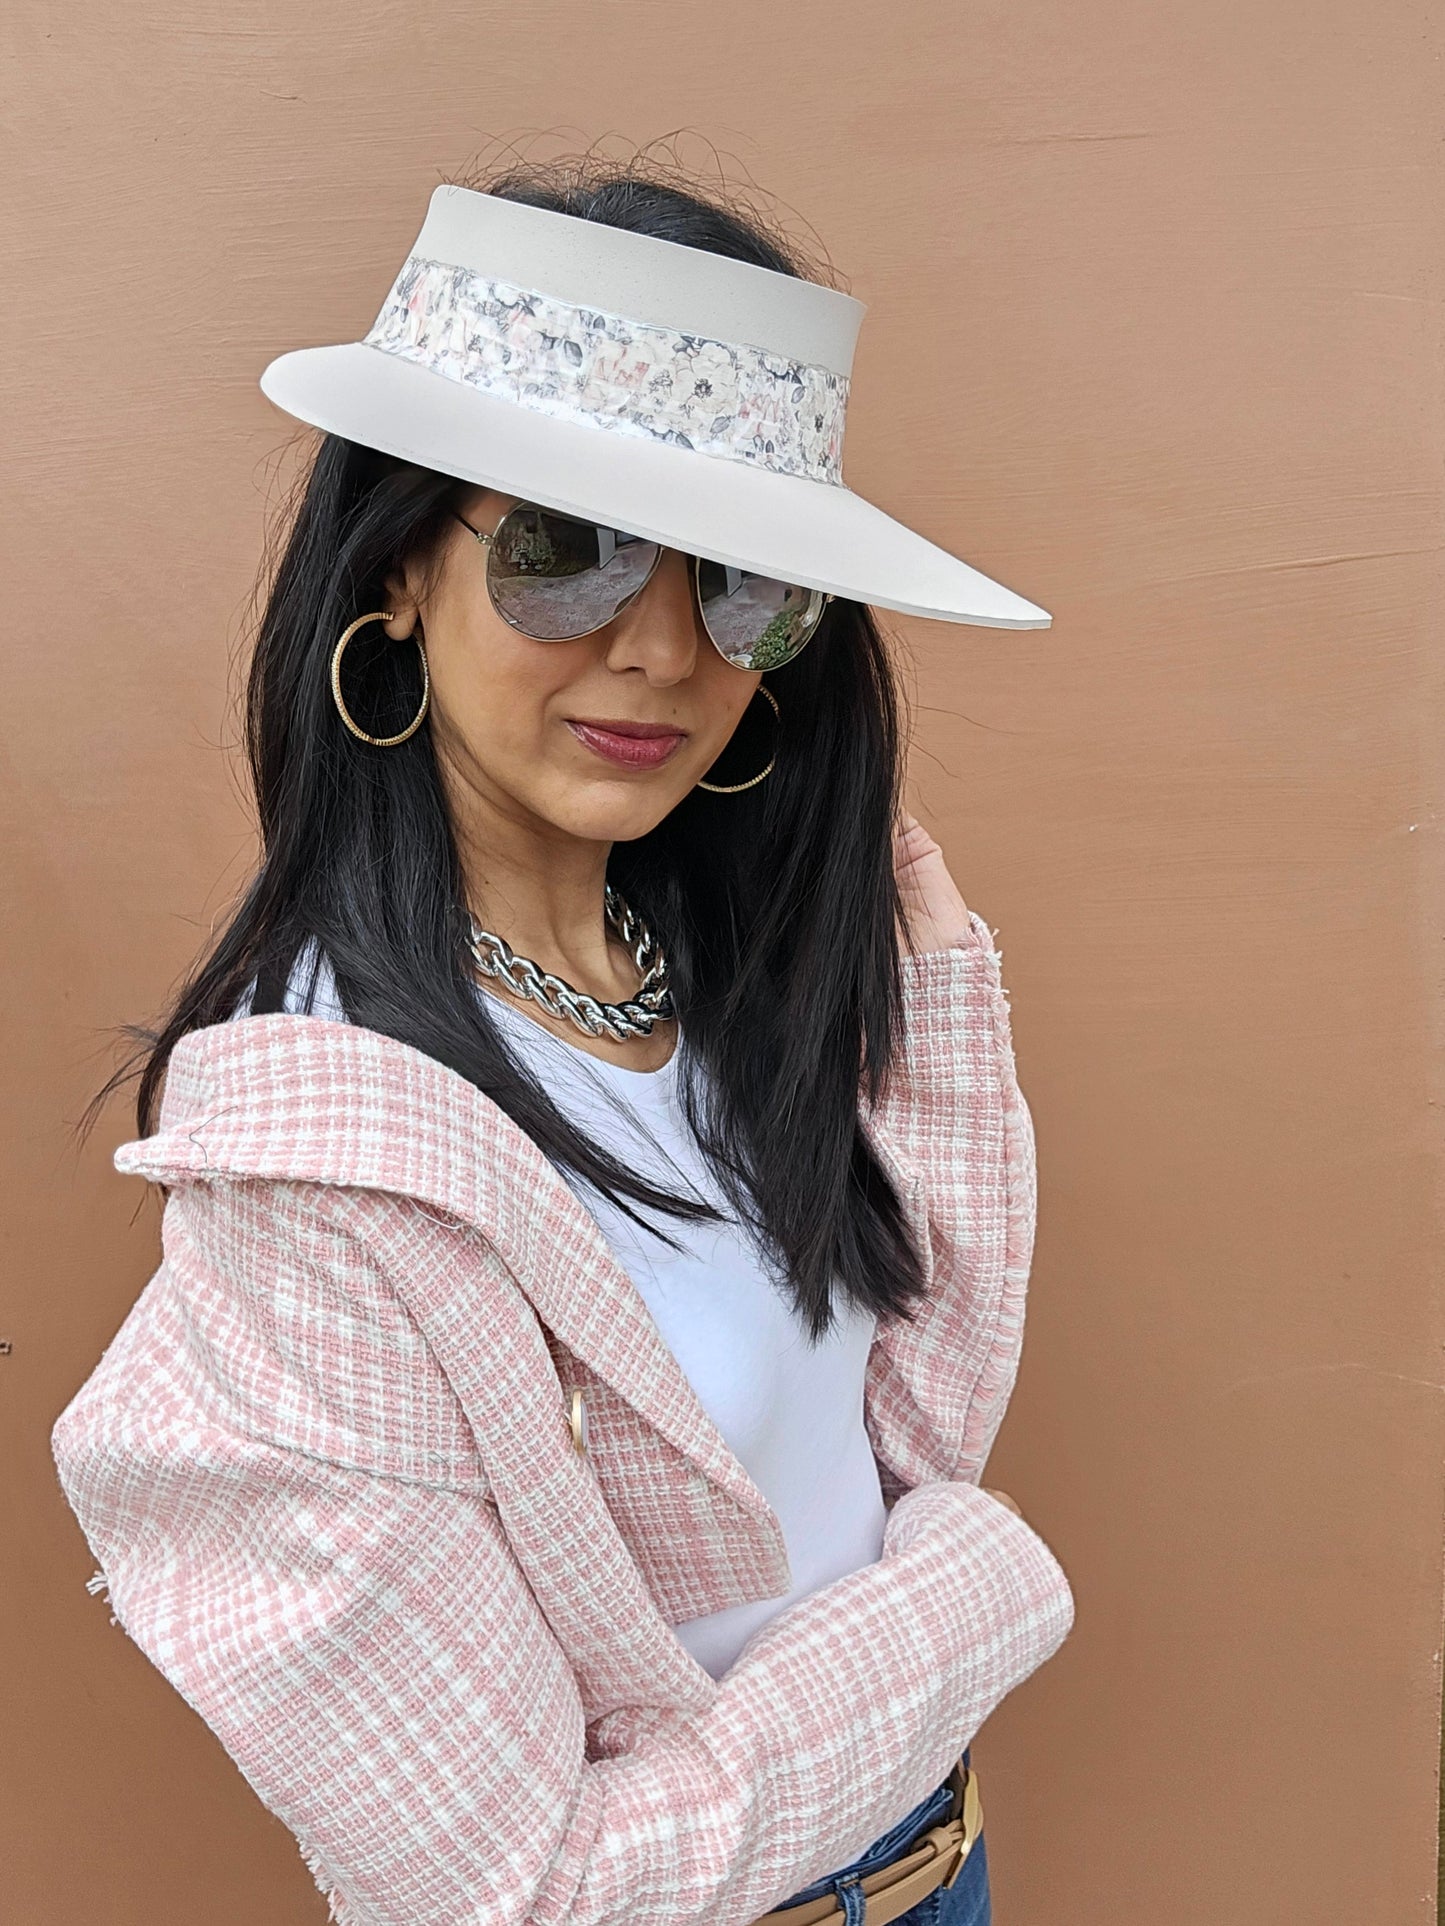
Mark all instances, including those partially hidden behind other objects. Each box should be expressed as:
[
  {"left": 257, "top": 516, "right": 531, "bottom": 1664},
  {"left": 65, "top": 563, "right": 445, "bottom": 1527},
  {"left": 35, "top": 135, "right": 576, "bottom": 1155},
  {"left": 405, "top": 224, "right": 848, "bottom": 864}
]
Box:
[
  {"left": 864, "top": 908, "right": 1042, "bottom": 1497},
  {"left": 52, "top": 1177, "right": 1075, "bottom": 1926}
]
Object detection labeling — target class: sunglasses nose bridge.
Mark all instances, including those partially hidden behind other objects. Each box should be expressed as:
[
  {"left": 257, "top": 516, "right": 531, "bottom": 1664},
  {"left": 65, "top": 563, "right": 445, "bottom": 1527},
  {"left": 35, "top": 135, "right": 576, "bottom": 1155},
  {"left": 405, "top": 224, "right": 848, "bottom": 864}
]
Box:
[{"left": 602, "top": 544, "right": 703, "bottom": 666}]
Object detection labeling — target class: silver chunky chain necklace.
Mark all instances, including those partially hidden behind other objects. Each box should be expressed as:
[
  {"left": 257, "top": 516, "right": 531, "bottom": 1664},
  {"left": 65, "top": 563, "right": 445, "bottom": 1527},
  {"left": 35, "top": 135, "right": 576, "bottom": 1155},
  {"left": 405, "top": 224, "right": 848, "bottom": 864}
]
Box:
[{"left": 465, "top": 883, "right": 675, "bottom": 1042}]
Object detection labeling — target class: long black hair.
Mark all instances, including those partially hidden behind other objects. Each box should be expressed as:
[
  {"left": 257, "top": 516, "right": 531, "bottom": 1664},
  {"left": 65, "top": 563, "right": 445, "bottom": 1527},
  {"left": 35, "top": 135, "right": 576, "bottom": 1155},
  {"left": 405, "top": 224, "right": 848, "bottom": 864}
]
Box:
[{"left": 79, "top": 155, "right": 932, "bottom": 1344}]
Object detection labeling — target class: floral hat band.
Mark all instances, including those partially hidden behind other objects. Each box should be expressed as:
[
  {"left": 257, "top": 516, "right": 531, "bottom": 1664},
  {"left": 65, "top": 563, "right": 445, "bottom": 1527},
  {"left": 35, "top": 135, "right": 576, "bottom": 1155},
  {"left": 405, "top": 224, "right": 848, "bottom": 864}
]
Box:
[
  {"left": 259, "top": 185, "right": 1053, "bottom": 629},
  {"left": 363, "top": 256, "right": 849, "bottom": 485}
]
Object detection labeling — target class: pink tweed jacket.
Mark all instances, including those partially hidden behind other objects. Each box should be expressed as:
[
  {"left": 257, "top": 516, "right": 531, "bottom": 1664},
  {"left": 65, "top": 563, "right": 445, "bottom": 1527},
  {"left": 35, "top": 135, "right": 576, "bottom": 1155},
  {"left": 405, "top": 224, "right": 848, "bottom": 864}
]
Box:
[{"left": 50, "top": 909, "right": 1075, "bottom": 1926}]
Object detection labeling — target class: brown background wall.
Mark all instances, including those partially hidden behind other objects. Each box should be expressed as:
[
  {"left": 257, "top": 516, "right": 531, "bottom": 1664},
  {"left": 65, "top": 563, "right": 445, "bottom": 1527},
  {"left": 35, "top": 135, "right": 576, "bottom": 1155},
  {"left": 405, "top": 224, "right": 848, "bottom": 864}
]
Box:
[{"left": 7, "top": 3, "right": 1442, "bottom": 1921}]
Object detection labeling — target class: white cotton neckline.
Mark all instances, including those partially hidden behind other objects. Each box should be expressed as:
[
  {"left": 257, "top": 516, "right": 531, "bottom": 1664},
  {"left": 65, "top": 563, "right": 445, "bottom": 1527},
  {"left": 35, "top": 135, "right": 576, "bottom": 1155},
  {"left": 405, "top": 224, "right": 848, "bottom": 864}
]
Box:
[{"left": 477, "top": 983, "right": 679, "bottom": 1086}]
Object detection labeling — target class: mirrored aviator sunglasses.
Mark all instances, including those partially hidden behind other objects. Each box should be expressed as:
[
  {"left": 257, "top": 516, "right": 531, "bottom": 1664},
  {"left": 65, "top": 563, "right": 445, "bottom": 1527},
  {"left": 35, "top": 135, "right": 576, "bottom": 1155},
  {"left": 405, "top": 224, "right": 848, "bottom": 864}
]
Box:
[{"left": 450, "top": 502, "right": 832, "bottom": 672}]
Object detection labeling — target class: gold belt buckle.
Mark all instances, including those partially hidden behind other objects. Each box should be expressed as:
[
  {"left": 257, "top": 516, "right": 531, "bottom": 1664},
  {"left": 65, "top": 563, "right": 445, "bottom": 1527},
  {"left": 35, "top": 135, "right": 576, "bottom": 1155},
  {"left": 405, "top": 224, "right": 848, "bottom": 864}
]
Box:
[{"left": 941, "top": 1764, "right": 984, "bottom": 1890}]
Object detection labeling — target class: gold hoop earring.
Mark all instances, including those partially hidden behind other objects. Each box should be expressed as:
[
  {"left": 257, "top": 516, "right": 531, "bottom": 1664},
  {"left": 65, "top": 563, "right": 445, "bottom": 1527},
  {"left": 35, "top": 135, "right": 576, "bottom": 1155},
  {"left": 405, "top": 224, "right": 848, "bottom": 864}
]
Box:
[
  {"left": 695, "top": 682, "right": 781, "bottom": 794},
  {"left": 330, "top": 610, "right": 430, "bottom": 747}
]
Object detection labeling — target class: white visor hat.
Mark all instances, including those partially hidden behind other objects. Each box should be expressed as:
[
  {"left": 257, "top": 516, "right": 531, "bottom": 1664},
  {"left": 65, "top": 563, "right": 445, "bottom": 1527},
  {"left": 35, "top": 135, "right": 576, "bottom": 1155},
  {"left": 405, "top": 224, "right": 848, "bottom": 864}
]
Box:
[{"left": 258, "top": 184, "right": 1051, "bottom": 630}]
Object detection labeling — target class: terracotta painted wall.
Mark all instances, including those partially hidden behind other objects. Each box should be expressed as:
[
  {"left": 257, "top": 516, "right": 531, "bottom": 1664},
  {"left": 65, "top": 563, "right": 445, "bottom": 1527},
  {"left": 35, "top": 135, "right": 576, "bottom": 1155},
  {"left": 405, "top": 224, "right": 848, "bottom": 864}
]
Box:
[{"left": 7, "top": 3, "right": 1442, "bottom": 1920}]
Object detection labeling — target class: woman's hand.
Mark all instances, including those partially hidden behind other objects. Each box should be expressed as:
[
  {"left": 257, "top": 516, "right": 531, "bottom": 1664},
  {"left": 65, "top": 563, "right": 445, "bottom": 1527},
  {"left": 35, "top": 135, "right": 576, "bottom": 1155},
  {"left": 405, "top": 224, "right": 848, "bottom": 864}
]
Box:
[
  {"left": 893, "top": 810, "right": 974, "bottom": 955},
  {"left": 882, "top": 1479, "right": 1034, "bottom": 1557},
  {"left": 983, "top": 1487, "right": 1025, "bottom": 1519}
]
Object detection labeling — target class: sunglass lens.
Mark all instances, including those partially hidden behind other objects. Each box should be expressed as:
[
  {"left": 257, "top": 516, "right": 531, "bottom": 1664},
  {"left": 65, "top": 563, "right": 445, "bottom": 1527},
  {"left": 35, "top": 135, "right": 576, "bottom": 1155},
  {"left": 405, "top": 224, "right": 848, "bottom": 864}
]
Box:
[
  {"left": 694, "top": 560, "right": 827, "bottom": 669},
  {"left": 488, "top": 505, "right": 660, "bottom": 640}
]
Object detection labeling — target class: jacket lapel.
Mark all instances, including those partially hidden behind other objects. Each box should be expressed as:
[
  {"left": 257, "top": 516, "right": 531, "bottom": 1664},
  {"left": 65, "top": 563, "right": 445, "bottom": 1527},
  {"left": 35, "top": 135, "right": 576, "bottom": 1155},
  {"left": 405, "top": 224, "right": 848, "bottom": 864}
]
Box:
[{"left": 118, "top": 1012, "right": 826, "bottom": 1542}]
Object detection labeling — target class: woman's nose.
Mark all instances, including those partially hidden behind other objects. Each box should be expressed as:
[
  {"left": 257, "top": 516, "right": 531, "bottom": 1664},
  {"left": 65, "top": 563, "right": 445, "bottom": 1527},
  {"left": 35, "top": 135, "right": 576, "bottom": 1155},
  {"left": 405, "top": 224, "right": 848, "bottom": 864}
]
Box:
[{"left": 602, "top": 547, "right": 699, "bottom": 681}]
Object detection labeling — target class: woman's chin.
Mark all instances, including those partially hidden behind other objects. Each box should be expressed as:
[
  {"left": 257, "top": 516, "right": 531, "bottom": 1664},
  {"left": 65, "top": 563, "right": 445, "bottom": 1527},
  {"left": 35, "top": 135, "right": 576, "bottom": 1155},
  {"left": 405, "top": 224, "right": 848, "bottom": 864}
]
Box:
[{"left": 533, "top": 778, "right": 694, "bottom": 846}]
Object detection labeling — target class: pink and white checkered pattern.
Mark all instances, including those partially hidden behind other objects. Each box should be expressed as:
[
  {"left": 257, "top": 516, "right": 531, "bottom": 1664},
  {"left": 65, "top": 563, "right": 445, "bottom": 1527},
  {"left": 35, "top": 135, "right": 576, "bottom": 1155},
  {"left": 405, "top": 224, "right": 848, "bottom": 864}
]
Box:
[{"left": 51, "top": 909, "right": 1075, "bottom": 1925}]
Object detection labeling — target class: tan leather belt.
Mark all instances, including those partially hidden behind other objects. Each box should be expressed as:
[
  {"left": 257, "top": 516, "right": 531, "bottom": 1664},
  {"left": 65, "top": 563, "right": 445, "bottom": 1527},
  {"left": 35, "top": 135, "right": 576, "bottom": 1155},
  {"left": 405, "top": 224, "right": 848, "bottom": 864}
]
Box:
[{"left": 747, "top": 1757, "right": 982, "bottom": 1926}]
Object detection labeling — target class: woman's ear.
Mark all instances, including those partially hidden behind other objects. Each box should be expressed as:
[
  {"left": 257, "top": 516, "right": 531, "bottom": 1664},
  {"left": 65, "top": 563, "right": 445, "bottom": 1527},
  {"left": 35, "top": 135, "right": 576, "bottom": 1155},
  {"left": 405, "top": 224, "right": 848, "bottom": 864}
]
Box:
[
  {"left": 383, "top": 495, "right": 484, "bottom": 636},
  {"left": 380, "top": 565, "right": 421, "bottom": 639}
]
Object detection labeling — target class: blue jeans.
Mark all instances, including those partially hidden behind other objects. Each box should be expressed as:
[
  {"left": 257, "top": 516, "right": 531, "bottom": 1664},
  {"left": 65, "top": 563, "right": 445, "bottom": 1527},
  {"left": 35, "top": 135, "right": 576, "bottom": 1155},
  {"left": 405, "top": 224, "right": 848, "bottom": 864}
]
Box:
[{"left": 770, "top": 1747, "right": 990, "bottom": 1925}]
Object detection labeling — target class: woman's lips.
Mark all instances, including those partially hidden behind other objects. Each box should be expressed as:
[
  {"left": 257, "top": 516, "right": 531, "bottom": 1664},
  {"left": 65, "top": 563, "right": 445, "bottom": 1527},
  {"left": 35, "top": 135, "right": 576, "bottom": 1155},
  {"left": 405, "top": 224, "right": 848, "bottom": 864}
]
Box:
[{"left": 565, "top": 719, "right": 689, "bottom": 769}]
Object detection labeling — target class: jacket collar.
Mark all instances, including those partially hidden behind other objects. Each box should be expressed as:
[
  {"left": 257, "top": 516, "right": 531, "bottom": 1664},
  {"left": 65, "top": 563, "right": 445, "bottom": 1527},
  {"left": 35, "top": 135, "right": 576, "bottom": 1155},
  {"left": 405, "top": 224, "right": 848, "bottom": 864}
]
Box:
[{"left": 115, "top": 1012, "right": 925, "bottom": 1530}]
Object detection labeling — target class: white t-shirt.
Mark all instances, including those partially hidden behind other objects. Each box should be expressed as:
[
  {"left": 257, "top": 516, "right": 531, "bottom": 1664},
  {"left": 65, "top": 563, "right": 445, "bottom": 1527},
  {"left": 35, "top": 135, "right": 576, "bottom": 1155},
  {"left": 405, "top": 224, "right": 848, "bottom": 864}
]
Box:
[{"left": 239, "top": 948, "right": 888, "bottom": 1680}]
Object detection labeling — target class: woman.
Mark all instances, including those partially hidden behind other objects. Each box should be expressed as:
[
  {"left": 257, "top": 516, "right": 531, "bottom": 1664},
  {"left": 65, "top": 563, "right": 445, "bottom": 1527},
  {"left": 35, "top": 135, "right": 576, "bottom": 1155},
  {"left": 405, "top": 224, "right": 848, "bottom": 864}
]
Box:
[{"left": 52, "top": 161, "right": 1074, "bottom": 1926}]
